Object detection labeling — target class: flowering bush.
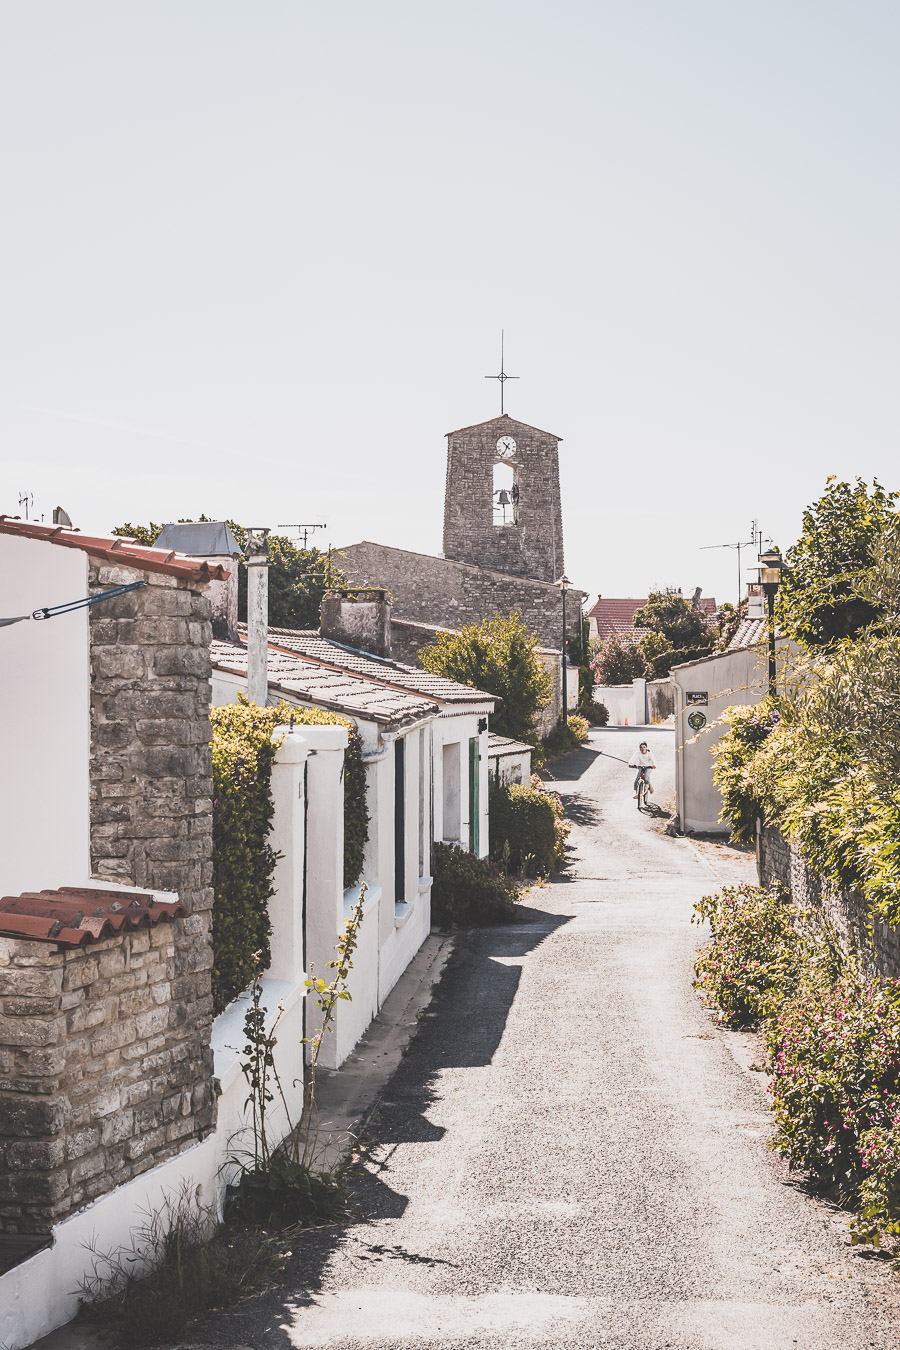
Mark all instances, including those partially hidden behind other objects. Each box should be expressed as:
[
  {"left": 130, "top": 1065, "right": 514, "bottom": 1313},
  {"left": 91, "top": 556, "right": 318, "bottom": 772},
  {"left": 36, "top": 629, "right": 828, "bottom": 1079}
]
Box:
[
  {"left": 692, "top": 884, "right": 805, "bottom": 1027},
  {"left": 590, "top": 631, "right": 646, "bottom": 685},
  {"left": 694, "top": 881, "right": 900, "bottom": 1249},
  {"left": 430, "top": 842, "right": 520, "bottom": 927},
  {"left": 768, "top": 978, "right": 900, "bottom": 1195}
]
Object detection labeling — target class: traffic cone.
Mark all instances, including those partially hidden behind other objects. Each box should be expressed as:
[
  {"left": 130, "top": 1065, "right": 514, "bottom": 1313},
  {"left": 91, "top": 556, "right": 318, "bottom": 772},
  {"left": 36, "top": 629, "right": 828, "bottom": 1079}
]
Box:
[{"left": 624, "top": 717, "right": 628, "bottom": 725}]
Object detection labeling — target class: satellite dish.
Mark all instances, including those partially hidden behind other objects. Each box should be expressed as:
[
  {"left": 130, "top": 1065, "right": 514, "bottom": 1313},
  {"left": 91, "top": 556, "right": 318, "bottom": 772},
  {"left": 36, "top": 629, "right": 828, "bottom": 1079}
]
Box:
[{"left": 52, "top": 506, "right": 73, "bottom": 528}]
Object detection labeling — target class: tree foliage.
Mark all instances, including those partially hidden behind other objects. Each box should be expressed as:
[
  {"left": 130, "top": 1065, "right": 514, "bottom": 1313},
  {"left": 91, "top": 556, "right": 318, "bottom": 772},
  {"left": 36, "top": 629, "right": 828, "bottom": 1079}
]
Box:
[
  {"left": 419, "top": 612, "right": 551, "bottom": 742},
  {"left": 590, "top": 631, "right": 647, "bottom": 685},
  {"left": 713, "top": 518, "right": 900, "bottom": 928},
  {"left": 778, "top": 477, "right": 899, "bottom": 649},
  {"left": 112, "top": 519, "right": 345, "bottom": 630},
  {"left": 634, "top": 589, "right": 714, "bottom": 676}
]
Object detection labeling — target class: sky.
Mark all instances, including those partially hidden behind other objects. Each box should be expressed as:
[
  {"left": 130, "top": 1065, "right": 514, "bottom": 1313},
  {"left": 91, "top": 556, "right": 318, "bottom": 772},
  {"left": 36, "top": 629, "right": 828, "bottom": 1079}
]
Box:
[{"left": 2, "top": 1, "right": 898, "bottom": 610}]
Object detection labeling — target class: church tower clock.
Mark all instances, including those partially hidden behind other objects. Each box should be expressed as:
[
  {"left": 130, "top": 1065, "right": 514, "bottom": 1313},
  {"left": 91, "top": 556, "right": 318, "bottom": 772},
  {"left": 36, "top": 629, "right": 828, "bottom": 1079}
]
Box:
[{"left": 442, "top": 413, "right": 565, "bottom": 584}]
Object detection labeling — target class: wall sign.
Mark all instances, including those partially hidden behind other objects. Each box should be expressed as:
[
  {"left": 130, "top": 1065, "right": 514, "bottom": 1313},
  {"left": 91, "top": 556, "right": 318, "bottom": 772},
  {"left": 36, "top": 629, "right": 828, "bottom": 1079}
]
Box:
[
  {"left": 686, "top": 691, "right": 708, "bottom": 706},
  {"left": 687, "top": 710, "right": 708, "bottom": 731}
]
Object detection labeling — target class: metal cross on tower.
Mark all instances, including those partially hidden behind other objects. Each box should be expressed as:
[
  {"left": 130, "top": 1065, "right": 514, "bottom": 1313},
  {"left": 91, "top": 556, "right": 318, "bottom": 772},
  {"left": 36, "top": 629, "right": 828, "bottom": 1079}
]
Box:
[{"left": 484, "top": 330, "right": 519, "bottom": 414}]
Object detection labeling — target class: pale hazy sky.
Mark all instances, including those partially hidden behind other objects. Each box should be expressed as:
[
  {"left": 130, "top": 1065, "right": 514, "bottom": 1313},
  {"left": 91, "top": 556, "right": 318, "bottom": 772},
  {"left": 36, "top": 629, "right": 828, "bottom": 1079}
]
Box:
[{"left": 3, "top": 2, "right": 898, "bottom": 608}]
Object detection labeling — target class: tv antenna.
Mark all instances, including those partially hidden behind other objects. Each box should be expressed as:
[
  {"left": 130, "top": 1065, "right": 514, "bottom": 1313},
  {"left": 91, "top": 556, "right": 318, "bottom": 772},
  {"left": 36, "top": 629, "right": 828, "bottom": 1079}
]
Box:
[
  {"left": 18, "top": 492, "right": 34, "bottom": 522},
  {"left": 277, "top": 523, "right": 328, "bottom": 549},
  {"left": 701, "top": 530, "right": 757, "bottom": 610}
]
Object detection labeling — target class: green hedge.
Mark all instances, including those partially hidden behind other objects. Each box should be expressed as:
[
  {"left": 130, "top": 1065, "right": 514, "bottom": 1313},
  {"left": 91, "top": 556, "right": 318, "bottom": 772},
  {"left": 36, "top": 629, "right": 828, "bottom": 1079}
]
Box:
[
  {"left": 430, "top": 843, "right": 520, "bottom": 927},
  {"left": 210, "top": 698, "right": 369, "bottom": 1012},
  {"left": 489, "top": 778, "right": 569, "bottom": 876},
  {"left": 693, "top": 884, "right": 900, "bottom": 1248}
]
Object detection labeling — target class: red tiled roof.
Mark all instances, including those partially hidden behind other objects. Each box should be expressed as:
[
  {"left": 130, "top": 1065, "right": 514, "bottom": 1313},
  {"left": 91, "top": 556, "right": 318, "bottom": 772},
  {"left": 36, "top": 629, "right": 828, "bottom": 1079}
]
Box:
[
  {"left": 0, "top": 518, "right": 230, "bottom": 582},
  {"left": 0, "top": 887, "right": 186, "bottom": 947},
  {"left": 589, "top": 596, "right": 716, "bottom": 640}
]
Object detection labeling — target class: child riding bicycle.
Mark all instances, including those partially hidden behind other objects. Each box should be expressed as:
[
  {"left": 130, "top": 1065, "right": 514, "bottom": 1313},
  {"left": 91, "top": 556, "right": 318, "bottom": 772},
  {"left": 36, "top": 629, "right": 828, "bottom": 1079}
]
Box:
[{"left": 629, "top": 741, "right": 656, "bottom": 798}]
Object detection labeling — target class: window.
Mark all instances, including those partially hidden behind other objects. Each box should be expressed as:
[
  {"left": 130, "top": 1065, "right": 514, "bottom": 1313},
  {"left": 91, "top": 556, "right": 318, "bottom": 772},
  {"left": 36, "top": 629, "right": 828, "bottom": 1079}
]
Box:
[{"left": 442, "top": 742, "right": 461, "bottom": 843}]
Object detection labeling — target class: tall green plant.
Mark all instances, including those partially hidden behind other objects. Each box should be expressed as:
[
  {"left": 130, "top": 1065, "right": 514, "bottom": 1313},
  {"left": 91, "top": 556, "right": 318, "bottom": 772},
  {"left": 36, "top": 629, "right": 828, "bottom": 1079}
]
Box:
[
  {"left": 778, "top": 477, "right": 899, "bottom": 649},
  {"left": 419, "top": 612, "right": 551, "bottom": 742},
  {"left": 210, "top": 698, "right": 370, "bottom": 1013}
]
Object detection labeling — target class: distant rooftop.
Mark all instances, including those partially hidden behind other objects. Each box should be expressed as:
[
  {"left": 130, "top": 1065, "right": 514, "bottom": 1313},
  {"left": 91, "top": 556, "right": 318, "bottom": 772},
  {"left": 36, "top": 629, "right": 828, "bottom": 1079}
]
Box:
[
  {"left": 211, "top": 639, "right": 438, "bottom": 729},
  {"left": 154, "top": 522, "right": 241, "bottom": 557},
  {"left": 589, "top": 595, "right": 716, "bottom": 641},
  {"left": 262, "top": 625, "right": 497, "bottom": 707}
]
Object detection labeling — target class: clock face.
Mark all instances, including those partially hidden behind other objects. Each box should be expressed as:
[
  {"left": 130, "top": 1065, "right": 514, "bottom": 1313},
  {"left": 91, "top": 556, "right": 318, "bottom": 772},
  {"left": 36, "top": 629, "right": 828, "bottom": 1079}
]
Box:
[{"left": 496, "top": 436, "right": 517, "bottom": 461}]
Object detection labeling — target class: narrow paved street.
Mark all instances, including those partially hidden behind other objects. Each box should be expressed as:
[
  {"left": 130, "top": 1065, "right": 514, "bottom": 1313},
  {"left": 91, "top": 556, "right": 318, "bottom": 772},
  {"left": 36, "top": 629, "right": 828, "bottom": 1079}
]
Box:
[{"left": 200, "top": 728, "right": 900, "bottom": 1350}]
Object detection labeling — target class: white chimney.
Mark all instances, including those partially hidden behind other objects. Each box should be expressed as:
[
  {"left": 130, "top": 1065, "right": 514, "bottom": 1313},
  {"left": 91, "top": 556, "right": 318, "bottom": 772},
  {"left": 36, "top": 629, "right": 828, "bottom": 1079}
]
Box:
[{"left": 245, "top": 529, "right": 270, "bottom": 706}]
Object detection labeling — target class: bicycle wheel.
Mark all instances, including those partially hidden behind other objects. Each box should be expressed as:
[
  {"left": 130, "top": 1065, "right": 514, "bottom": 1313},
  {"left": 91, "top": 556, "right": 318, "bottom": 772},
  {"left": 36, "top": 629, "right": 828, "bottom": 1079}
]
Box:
[{"left": 636, "top": 777, "right": 645, "bottom": 810}]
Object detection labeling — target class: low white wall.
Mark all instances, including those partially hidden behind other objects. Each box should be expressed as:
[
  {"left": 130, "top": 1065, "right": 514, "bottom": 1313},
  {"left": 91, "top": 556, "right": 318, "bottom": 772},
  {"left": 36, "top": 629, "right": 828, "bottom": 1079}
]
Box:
[{"left": 593, "top": 680, "right": 647, "bottom": 726}]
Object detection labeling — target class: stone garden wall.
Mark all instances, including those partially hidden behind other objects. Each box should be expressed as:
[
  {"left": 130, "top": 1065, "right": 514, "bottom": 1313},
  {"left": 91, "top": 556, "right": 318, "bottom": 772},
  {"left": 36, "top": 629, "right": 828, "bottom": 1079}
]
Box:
[
  {"left": 0, "top": 563, "right": 218, "bottom": 1236},
  {"left": 758, "top": 822, "right": 900, "bottom": 981},
  {"left": 0, "top": 921, "right": 213, "bottom": 1235}
]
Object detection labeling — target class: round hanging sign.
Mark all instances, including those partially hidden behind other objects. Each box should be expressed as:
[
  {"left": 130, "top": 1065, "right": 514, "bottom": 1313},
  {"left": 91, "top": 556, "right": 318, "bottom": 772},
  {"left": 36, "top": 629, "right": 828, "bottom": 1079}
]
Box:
[{"left": 687, "top": 710, "right": 708, "bottom": 731}]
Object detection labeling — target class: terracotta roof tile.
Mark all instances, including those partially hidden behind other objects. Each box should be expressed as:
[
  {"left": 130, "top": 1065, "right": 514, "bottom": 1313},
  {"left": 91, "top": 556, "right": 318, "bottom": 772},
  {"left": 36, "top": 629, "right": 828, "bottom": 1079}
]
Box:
[
  {"left": 589, "top": 596, "right": 716, "bottom": 640},
  {"left": 0, "top": 518, "right": 230, "bottom": 583},
  {"left": 211, "top": 640, "right": 438, "bottom": 728},
  {"left": 261, "top": 626, "right": 497, "bottom": 707},
  {"left": 0, "top": 887, "right": 186, "bottom": 947}
]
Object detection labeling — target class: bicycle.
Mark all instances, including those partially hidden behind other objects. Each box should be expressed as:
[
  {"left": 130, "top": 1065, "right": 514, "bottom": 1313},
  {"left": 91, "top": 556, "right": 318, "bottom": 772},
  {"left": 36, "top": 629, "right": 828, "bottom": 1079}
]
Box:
[{"left": 635, "top": 767, "right": 652, "bottom": 811}]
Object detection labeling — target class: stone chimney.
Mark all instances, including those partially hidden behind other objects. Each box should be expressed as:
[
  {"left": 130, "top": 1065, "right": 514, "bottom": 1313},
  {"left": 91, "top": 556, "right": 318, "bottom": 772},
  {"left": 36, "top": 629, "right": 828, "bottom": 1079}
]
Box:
[
  {"left": 319, "top": 587, "right": 392, "bottom": 658},
  {"left": 152, "top": 522, "right": 240, "bottom": 642}
]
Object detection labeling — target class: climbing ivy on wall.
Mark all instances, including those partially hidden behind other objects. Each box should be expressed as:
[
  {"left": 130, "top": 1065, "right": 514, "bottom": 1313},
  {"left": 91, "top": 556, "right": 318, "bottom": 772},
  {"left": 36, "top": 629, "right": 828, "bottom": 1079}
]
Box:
[{"left": 210, "top": 698, "right": 370, "bottom": 1013}]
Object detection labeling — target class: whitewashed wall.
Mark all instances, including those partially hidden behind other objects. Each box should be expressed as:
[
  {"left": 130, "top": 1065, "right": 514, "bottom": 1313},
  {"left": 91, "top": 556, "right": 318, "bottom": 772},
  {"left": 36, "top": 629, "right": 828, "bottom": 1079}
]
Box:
[
  {"left": 0, "top": 536, "right": 91, "bottom": 895},
  {"left": 672, "top": 642, "right": 788, "bottom": 833}
]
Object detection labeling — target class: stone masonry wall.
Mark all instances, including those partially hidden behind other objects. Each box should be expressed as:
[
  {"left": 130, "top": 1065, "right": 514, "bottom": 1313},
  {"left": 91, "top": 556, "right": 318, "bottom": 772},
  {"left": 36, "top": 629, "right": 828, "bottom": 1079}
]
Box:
[
  {"left": 758, "top": 822, "right": 900, "bottom": 981},
  {"left": 0, "top": 563, "right": 217, "bottom": 1235},
  {"left": 442, "top": 415, "right": 565, "bottom": 583},
  {"left": 0, "top": 922, "right": 210, "bottom": 1234},
  {"left": 339, "top": 541, "right": 584, "bottom": 653}
]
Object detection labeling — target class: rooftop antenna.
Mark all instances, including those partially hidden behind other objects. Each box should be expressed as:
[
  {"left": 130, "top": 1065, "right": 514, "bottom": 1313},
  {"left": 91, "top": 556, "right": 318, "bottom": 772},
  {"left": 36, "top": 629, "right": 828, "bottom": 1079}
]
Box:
[
  {"left": 18, "top": 492, "right": 33, "bottom": 522},
  {"left": 484, "top": 330, "right": 519, "bottom": 415},
  {"left": 701, "top": 532, "right": 756, "bottom": 610},
  {"left": 277, "top": 523, "right": 328, "bottom": 549}
]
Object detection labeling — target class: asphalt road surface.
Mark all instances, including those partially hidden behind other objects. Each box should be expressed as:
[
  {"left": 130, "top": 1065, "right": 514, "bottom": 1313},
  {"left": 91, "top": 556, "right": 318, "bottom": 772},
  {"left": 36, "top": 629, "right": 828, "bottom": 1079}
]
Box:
[{"left": 193, "top": 727, "right": 900, "bottom": 1350}]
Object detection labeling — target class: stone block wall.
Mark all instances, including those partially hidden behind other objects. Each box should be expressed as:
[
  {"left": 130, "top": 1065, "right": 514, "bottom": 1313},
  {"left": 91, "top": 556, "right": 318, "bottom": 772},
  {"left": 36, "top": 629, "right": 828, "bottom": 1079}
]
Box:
[
  {"left": 442, "top": 415, "right": 565, "bottom": 583},
  {"left": 0, "top": 922, "right": 214, "bottom": 1234},
  {"left": 0, "top": 561, "right": 218, "bottom": 1236},
  {"left": 339, "top": 542, "right": 584, "bottom": 653},
  {"left": 758, "top": 823, "right": 900, "bottom": 981}
]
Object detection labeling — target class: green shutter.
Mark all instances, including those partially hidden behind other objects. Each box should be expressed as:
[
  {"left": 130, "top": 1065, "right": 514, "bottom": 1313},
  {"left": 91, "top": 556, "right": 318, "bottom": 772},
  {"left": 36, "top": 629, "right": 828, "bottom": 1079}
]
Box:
[{"left": 468, "top": 736, "right": 480, "bottom": 855}]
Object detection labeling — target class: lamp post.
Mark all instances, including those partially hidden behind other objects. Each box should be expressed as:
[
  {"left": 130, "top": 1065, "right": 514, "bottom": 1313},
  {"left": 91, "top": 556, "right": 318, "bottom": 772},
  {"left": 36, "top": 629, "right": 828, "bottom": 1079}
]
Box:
[
  {"left": 759, "top": 546, "right": 783, "bottom": 698},
  {"left": 558, "top": 575, "right": 570, "bottom": 726}
]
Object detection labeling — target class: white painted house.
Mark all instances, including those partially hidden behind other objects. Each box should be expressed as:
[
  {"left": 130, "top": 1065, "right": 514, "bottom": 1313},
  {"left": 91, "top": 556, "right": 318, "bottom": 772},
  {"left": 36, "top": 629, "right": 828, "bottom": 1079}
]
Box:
[{"left": 210, "top": 592, "right": 496, "bottom": 1069}]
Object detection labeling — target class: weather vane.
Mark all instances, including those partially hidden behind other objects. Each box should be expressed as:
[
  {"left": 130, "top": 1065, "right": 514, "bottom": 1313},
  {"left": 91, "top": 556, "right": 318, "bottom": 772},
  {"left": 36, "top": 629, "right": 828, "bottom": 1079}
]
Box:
[{"left": 485, "top": 330, "right": 519, "bottom": 415}]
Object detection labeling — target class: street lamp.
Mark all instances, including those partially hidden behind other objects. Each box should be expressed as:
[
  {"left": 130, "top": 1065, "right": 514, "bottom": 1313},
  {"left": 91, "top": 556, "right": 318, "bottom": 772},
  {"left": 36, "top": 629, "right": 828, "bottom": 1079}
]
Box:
[
  {"left": 759, "top": 546, "right": 783, "bottom": 697},
  {"left": 558, "top": 575, "right": 570, "bottom": 726}
]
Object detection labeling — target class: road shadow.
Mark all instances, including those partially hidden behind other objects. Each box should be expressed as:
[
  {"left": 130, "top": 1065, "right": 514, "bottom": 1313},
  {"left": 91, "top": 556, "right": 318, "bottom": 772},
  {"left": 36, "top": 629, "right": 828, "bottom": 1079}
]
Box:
[
  {"left": 541, "top": 741, "right": 602, "bottom": 783},
  {"left": 179, "top": 903, "right": 575, "bottom": 1350}
]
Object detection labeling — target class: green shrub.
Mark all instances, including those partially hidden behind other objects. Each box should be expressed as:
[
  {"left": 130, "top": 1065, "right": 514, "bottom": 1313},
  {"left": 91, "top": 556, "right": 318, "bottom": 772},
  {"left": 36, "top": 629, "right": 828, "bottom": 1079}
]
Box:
[
  {"left": 210, "top": 698, "right": 369, "bottom": 1013},
  {"left": 692, "top": 884, "right": 808, "bottom": 1028},
  {"left": 542, "top": 715, "right": 588, "bottom": 759},
  {"left": 579, "top": 700, "right": 609, "bottom": 726},
  {"left": 711, "top": 702, "right": 780, "bottom": 844},
  {"left": 430, "top": 842, "right": 520, "bottom": 926},
  {"left": 693, "top": 882, "right": 900, "bottom": 1248},
  {"left": 489, "top": 778, "right": 569, "bottom": 876},
  {"left": 768, "top": 976, "right": 900, "bottom": 1196}
]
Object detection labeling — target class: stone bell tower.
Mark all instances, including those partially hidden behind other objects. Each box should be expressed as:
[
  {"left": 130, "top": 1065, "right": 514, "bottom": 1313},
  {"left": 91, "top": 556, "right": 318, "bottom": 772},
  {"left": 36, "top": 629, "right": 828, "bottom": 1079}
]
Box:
[{"left": 442, "top": 413, "right": 565, "bottom": 583}]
